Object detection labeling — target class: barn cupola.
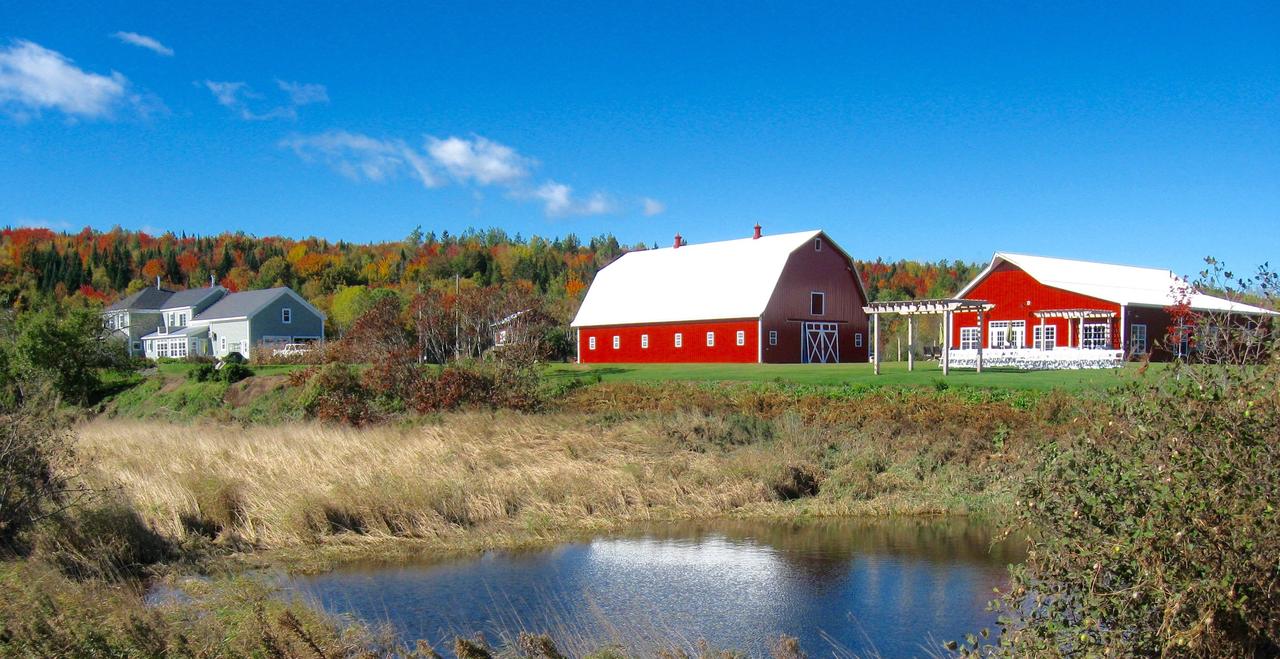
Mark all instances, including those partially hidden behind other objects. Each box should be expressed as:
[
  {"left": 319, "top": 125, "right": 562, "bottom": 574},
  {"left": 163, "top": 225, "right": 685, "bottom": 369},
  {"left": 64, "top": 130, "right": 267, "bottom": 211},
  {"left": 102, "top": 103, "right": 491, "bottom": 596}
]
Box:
[
  {"left": 673, "top": 233, "right": 682, "bottom": 249},
  {"left": 753, "top": 223, "right": 762, "bottom": 239}
]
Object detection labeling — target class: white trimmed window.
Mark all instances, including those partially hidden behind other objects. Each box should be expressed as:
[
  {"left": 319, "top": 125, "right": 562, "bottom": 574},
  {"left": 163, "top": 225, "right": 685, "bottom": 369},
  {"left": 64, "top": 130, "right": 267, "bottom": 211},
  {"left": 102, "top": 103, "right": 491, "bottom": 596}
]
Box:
[
  {"left": 706, "top": 331, "right": 715, "bottom": 347},
  {"left": 814, "top": 237, "right": 822, "bottom": 251},
  {"left": 641, "top": 334, "right": 649, "bottom": 349},
  {"left": 612, "top": 335, "right": 620, "bottom": 349},
  {"left": 281, "top": 307, "right": 292, "bottom": 324},
  {"left": 674, "top": 332, "right": 683, "bottom": 348},
  {"left": 735, "top": 330, "right": 745, "bottom": 346},
  {"left": 854, "top": 332, "right": 863, "bottom": 348},
  {"left": 960, "top": 327, "right": 980, "bottom": 350},
  {"left": 768, "top": 330, "right": 778, "bottom": 346},
  {"left": 1083, "top": 323, "right": 1110, "bottom": 350},
  {"left": 988, "top": 320, "right": 1026, "bottom": 349},
  {"left": 1034, "top": 325, "right": 1058, "bottom": 350},
  {"left": 1130, "top": 324, "right": 1148, "bottom": 354},
  {"left": 810, "top": 292, "right": 825, "bottom": 316},
  {"left": 588, "top": 336, "right": 597, "bottom": 350}
]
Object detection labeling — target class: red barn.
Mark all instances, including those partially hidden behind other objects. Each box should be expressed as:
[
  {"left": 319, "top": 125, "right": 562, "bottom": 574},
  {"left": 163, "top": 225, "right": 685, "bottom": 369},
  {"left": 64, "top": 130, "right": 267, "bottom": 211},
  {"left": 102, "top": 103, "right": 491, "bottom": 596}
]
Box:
[
  {"left": 572, "top": 228, "right": 870, "bottom": 364},
  {"left": 950, "top": 252, "right": 1272, "bottom": 362}
]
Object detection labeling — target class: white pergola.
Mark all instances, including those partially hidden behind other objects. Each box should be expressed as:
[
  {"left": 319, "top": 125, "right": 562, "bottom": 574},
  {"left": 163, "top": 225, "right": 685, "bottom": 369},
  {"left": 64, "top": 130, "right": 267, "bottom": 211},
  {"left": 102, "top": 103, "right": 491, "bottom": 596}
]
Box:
[
  {"left": 863, "top": 299, "right": 994, "bottom": 375},
  {"left": 1030, "top": 308, "right": 1116, "bottom": 349}
]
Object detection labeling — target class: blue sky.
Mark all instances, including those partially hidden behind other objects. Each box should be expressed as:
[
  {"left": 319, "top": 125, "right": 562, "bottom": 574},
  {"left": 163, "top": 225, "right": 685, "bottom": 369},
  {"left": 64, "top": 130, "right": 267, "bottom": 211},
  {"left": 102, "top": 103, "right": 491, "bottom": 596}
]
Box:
[{"left": 1, "top": 2, "right": 1277, "bottom": 275}]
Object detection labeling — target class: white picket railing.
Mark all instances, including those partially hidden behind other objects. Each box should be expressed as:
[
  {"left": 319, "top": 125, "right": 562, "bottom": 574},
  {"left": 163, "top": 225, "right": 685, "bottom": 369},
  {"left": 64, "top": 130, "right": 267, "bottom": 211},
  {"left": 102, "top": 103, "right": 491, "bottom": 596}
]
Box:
[{"left": 947, "top": 348, "right": 1124, "bottom": 370}]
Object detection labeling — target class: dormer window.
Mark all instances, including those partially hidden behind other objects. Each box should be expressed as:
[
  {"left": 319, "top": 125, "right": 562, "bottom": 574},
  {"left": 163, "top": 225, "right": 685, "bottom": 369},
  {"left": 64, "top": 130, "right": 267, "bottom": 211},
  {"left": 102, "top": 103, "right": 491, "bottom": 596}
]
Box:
[
  {"left": 281, "top": 307, "right": 292, "bottom": 324},
  {"left": 814, "top": 237, "right": 823, "bottom": 252}
]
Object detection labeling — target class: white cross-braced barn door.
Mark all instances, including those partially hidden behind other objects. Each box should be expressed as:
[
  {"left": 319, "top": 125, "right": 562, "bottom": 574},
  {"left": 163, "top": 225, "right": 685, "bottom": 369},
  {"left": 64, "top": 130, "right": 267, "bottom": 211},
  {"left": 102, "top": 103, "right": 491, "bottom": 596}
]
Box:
[{"left": 802, "top": 322, "right": 839, "bottom": 363}]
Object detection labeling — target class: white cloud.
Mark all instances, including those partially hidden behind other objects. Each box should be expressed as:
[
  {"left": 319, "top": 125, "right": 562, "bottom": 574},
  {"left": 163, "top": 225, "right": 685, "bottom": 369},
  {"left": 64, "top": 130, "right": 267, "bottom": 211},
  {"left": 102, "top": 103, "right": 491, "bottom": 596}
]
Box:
[
  {"left": 203, "top": 79, "right": 324, "bottom": 121},
  {"left": 277, "top": 80, "right": 328, "bottom": 106},
  {"left": 426, "top": 135, "right": 532, "bottom": 185},
  {"left": 0, "top": 40, "right": 128, "bottom": 119},
  {"left": 533, "top": 180, "right": 614, "bottom": 217},
  {"left": 111, "top": 31, "right": 173, "bottom": 57},
  {"left": 13, "top": 217, "right": 72, "bottom": 230},
  {"left": 281, "top": 130, "right": 439, "bottom": 188},
  {"left": 642, "top": 197, "right": 666, "bottom": 216}
]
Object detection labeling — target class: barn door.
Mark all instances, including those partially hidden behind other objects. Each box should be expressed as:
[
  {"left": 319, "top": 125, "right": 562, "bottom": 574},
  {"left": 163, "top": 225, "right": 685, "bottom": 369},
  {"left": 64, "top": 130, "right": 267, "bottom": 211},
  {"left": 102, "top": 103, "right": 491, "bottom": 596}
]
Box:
[{"left": 802, "top": 322, "right": 839, "bottom": 363}]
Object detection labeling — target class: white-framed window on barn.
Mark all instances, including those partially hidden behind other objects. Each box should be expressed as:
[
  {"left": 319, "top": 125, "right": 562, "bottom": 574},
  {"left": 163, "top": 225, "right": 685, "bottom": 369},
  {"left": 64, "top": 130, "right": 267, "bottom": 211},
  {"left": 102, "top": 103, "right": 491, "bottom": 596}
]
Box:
[
  {"left": 612, "top": 335, "right": 620, "bottom": 349},
  {"left": 814, "top": 237, "right": 822, "bottom": 252},
  {"left": 960, "top": 327, "right": 980, "bottom": 350},
  {"left": 854, "top": 332, "right": 863, "bottom": 348},
  {"left": 736, "top": 330, "right": 745, "bottom": 346},
  {"left": 768, "top": 330, "right": 778, "bottom": 346},
  {"left": 810, "top": 292, "right": 825, "bottom": 316},
  {"left": 1034, "top": 325, "right": 1057, "bottom": 350},
  {"left": 282, "top": 307, "right": 292, "bottom": 324},
  {"left": 706, "top": 331, "right": 715, "bottom": 347},
  {"left": 1129, "top": 324, "right": 1148, "bottom": 355},
  {"left": 588, "top": 336, "right": 596, "bottom": 350},
  {"left": 641, "top": 334, "right": 649, "bottom": 349},
  {"left": 987, "top": 320, "right": 1025, "bottom": 349},
  {"left": 1082, "top": 323, "right": 1110, "bottom": 350},
  {"left": 674, "top": 332, "right": 683, "bottom": 348}
]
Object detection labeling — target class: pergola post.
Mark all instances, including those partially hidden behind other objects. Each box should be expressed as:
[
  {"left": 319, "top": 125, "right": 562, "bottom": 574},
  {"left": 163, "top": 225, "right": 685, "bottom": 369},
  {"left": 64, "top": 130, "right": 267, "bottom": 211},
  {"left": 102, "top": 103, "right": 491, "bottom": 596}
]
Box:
[
  {"left": 1039, "top": 316, "right": 1046, "bottom": 350},
  {"left": 907, "top": 315, "right": 915, "bottom": 372},
  {"left": 873, "top": 312, "right": 880, "bottom": 375},
  {"left": 1067, "top": 317, "right": 1073, "bottom": 349},
  {"left": 976, "top": 306, "right": 985, "bottom": 374},
  {"left": 942, "top": 310, "right": 950, "bottom": 376}
]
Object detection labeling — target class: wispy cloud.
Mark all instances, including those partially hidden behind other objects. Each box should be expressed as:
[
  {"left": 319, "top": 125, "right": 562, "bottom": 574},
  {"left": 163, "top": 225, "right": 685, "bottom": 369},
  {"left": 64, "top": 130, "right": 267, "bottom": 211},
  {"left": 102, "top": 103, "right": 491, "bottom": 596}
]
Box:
[
  {"left": 276, "top": 79, "right": 328, "bottom": 106},
  {"left": 281, "top": 130, "right": 439, "bottom": 188},
  {"left": 0, "top": 40, "right": 129, "bottom": 120},
  {"left": 111, "top": 31, "right": 173, "bottom": 57},
  {"left": 642, "top": 197, "right": 666, "bottom": 216},
  {"left": 427, "top": 135, "right": 532, "bottom": 185},
  {"left": 203, "top": 79, "right": 326, "bottom": 121},
  {"left": 13, "top": 217, "right": 73, "bottom": 230},
  {"left": 284, "top": 129, "right": 625, "bottom": 218}
]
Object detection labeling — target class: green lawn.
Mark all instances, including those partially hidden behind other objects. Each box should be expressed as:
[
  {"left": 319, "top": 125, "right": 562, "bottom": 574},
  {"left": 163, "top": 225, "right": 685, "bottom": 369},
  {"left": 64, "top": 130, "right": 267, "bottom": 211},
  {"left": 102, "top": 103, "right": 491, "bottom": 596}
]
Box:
[{"left": 545, "top": 360, "right": 1164, "bottom": 390}]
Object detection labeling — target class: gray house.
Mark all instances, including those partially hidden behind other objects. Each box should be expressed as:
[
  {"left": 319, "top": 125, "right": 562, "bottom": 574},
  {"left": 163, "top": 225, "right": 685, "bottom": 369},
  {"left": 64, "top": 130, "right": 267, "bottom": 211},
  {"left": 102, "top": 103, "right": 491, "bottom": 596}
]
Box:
[{"left": 104, "top": 285, "right": 325, "bottom": 360}]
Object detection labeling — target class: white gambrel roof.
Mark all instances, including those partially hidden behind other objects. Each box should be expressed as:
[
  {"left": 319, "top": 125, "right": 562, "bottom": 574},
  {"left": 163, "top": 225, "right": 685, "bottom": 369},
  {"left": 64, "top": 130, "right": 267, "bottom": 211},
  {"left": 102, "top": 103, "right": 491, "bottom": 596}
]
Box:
[
  {"left": 572, "top": 230, "right": 831, "bottom": 327},
  {"left": 958, "top": 252, "right": 1275, "bottom": 315}
]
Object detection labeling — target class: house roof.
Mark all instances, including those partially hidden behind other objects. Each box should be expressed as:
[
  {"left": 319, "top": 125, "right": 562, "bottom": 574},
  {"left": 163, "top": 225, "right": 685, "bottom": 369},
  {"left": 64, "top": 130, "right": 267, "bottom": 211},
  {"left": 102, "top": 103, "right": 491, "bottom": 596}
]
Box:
[
  {"left": 160, "top": 286, "right": 223, "bottom": 310},
  {"left": 192, "top": 287, "right": 325, "bottom": 322},
  {"left": 957, "top": 252, "right": 1275, "bottom": 315},
  {"left": 140, "top": 325, "right": 209, "bottom": 341},
  {"left": 571, "top": 230, "right": 841, "bottom": 327},
  {"left": 105, "top": 286, "right": 173, "bottom": 311}
]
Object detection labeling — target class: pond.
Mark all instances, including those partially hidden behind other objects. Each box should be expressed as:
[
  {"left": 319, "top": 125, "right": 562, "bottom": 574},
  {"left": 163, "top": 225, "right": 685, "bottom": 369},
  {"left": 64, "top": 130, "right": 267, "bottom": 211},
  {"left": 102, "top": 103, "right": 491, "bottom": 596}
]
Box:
[{"left": 287, "top": 518, "right": 1022, "bottom": 657}]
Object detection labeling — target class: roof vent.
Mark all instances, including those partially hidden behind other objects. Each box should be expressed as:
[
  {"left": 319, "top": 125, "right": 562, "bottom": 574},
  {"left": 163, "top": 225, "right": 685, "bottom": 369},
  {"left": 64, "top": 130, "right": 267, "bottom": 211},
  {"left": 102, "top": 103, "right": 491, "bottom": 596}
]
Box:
[
  {"left": 673, "top": 233, "right": 682, "bottom": 249},
  {"left": 753, "top": 223, "right": 762, "bottom": 240}
]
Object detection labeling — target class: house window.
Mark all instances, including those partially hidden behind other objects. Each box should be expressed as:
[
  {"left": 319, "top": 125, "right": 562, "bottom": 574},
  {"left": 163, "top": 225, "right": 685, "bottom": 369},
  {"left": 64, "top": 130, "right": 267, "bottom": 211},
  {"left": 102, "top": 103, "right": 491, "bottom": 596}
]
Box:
[
  {"left": 960, "top": 327, "right": 980, "bottom": 350},
  {"left": 1034, "top": 325, "right": 1058, "bottom": 350},
  {"left": 987, "top": 320, "right": 1026, "bottom": 349},
  {"left": 736, "top": 330, "right": 745, "bottom": 346},
  {"left": 178, "top": 313, "right": 186, "bottom": 326},
  {"left": 588, "top": 336, "right": 596, "bottom": 350},
  {"left": 641, "top": 334, "right": 649, "bottom": 349},
  {"left": 1082, "top": 323, "right": 1110, "bottom": 350},
  {"left": 706, "top": 331, "right": 715, "bottom": 347},
  {"left": 1130, "top": 324, "right": 1148, "bottom": 354},
  {"left": 612, "top": 335, "right": 620, "bottom": 349},
  {"left": 132, "top": 342, "right": 141, "bottom": 352},
  {"left": 674, "top": 333, "right": 683, "bottom": 348},
  {"left": 814, "top": 238, "right": 822, "bottom": 251},
  {"left": 854, "top": 332, "right": 863, "bottom": 348},
  {"left": 220, "top": 337, "right": 227, "bottom": 352},
  {"left": 768, "top": 330, "right": 778, "bottom": 346},
  {"left": 281, "top": 308, "right": 292, "bottom": 324},
  {"left": 810, "top": 292, "right": 825, "bottom": 316}
]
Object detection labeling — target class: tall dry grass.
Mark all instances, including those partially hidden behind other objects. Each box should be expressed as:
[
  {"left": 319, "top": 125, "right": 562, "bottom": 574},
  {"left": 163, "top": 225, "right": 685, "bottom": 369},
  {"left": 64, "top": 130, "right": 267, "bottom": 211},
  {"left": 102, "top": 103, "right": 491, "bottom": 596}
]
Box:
[{"left": 78, "top": 414, "right": 791, "bottom": 549}]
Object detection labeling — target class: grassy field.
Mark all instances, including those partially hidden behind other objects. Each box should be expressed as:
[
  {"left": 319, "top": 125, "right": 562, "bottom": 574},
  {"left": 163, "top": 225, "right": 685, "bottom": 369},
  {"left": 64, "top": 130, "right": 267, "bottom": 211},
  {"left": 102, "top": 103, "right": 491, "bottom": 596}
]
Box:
[{"left": 546, "top": 360, "right": 1162, "bottom": 390}]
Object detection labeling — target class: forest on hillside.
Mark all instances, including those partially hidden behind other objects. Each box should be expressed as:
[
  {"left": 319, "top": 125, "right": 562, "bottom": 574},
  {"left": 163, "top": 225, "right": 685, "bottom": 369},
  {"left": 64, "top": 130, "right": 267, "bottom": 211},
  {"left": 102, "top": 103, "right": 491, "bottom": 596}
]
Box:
[{"left": 0, "top": 225, "right": 983, "bottom": 335}]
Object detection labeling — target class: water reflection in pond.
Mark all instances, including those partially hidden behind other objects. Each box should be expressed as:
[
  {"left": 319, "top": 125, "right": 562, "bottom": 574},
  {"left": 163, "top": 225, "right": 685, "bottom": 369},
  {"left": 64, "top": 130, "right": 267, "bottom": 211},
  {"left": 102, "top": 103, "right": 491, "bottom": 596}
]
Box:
[{"left": 289, "top": 517, "right": 1022, "bottom": 657}]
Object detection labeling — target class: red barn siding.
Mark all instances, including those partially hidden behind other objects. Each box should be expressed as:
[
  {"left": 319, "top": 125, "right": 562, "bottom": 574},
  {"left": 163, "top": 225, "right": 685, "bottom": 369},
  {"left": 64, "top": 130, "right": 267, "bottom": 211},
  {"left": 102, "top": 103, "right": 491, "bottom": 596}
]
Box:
[
  {"left": 761, "top": 240, "right": 869, "bottom": 363},
  {"left": 578, "top": 319, "right": 758, "bottom": 363},
  {"left": 952, "top": 262, "right": 1122, "bottom": 349}
]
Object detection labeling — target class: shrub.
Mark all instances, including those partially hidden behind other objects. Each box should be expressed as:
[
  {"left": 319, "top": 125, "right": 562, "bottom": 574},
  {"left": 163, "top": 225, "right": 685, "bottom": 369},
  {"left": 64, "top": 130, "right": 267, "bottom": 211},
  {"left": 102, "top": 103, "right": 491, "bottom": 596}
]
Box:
[
  {"left": 219, "top": 362, "right": 253, "bottom": 384},
  {"left": 299, "top": 363, "right": 375, "bottom": 425},
  {"left": 0, "top": 408, "right": 78, "bottom": 551},
  {"left": 972, "top": 359, "right": 1280, "bottom": 656},
  {"left": 187, "top": 363, "right": 216, "bottom": 382},
  {"left": 410, "top": 366, "right": 495, "bottom": 412}
]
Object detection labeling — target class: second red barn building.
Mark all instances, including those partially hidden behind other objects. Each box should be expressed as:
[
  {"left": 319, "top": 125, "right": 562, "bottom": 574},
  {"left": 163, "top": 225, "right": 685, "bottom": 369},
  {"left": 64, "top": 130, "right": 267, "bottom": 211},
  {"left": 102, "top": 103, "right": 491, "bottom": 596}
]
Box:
[{"left": 572, "top": 227, "right": 870, "bottom": 364}]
